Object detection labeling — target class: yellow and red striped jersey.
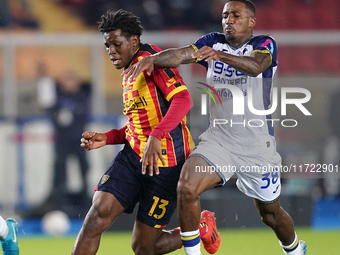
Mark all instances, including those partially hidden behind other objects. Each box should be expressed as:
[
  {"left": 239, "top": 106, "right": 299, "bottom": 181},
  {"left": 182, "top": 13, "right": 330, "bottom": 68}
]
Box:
[{"left": 122, "top": 43, "right": 193, "bottom": 167}]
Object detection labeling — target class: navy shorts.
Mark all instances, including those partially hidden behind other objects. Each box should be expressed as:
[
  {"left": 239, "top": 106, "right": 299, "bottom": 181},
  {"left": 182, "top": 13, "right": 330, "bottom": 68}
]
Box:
[{"left": 96, "top": 143, "right": 183, "bottom": 228}]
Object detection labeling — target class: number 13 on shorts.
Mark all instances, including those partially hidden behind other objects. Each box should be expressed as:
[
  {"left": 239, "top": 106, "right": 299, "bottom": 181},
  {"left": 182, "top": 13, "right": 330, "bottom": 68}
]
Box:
[{"left": 148, "top": 196, "right": 169, "bottom": 219}]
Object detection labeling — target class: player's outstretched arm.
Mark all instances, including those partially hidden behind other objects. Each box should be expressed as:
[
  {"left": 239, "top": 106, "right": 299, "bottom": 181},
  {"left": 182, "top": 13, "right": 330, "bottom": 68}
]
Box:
[
  {"left": 80, "top": 132, "right": 107, "bottom": 151},
  {"left": 122, "top": 45, "right": 196, "bottom": 81},
  {"left": 219, "top": 51, "right": 271, "bottom": 77},
  {"left": 193, "top": 46, "right": 271, "bottom": 77}
]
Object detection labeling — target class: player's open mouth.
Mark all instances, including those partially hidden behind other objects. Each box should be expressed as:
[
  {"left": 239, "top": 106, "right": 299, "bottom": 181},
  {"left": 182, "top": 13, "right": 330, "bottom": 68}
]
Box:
[{"left": 111, "top": 59, "right": 121, "bottom": 65}]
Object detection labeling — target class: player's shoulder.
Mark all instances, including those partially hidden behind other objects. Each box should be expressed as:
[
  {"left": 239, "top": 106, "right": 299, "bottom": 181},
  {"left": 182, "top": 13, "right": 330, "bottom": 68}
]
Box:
[
  {"left": 202, "top": 32, "right": 225, "bottom": 41},
  {"left": 195, "top": 32, "right": 226, "bottom": 47},
  {"left": 139, "top": 43, "right": 162, "bottom": 56},
  {"left": 138, "top": 43, "right": 180, "bottom": 75},
  {"left": 249, "top": 35, "right": 277, "bottom": 46}
]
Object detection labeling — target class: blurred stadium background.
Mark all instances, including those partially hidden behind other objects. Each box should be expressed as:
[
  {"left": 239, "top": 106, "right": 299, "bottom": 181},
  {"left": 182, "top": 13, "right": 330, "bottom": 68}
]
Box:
[{"left": 0, "top": 0, "right": 340, "bottom": 254}]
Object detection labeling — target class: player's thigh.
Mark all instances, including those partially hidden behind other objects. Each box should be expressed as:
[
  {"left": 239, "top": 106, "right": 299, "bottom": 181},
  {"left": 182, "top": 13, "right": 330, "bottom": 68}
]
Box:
[
  {"left": 183, "top": 134, "right": 236, "bottom": 192},
  {"left": 131, "top": 219, "right": 163, "bottom": 252},
  {"left": 83, "top": 191, "right": 125, "bottom": 232},
  {"left": 179, "top": 156, "right": 223, "bottom": 196},
  {"left": 96, "top": 144, "right": 142, "bottom": 214},
  {"left": 91, "top": 191, "right": 125, "bottom": 220}
]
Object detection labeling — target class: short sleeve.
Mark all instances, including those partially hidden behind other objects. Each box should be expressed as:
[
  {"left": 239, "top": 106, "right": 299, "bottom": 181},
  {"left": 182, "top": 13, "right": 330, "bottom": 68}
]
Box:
[
  {"left": 251, "top": 36, "right": 278, "bottom": 67},
  {"left": 193, "top": 32, "right": 225, "bottom": 50}
]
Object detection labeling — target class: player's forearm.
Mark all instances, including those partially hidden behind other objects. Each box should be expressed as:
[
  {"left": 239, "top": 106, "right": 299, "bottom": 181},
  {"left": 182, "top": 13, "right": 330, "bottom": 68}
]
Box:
[
  {"left": 105, "top": 125, "right": 127, "bottom": 144},
  {"left": 219, "top": 52, "right": 271, "bottom": 77},
  {"left": 152, "top": 46, "right": 196, "bottom": 68}
]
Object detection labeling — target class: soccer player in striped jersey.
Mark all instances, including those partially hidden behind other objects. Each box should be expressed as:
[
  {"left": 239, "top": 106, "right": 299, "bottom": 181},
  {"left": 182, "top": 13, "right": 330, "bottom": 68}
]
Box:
[
  {"left": 124, "top": 1, "right": 307, "bottom": 255},
  {"left": 72, "top": 9, "right": 219, "bottom": 255}
]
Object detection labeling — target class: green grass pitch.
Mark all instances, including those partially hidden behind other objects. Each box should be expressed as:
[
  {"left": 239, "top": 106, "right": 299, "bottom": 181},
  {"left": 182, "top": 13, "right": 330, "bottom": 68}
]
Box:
[{"left": 19, "top": 228, "right": 339, "bottom": 254}]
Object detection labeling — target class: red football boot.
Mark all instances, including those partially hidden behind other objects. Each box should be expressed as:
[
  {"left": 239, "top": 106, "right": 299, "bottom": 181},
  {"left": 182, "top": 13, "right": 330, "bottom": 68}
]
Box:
[{"left": 200, "top": 210, "right": 221, "bottom": 254}]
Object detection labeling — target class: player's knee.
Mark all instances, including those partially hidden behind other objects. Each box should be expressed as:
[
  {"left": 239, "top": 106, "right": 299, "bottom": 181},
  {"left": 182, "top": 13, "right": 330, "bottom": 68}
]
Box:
[
  {"left": 177, "top": 178, "right": 198, "bottom": 203},
  {"left": 154, "top": 241, "right": 166, "bottom": 255},
  {"left": 260, "top": 212, "right": 275, "bottom": 227},
  {"left": 88, "top": 196, "right": 114, "bottom": 224},
  {"left": 91, "top": 200, "right": 107, "bottom": 219},
  {"left": 131, "top": 240, "right": 153, "bottom": 255}
]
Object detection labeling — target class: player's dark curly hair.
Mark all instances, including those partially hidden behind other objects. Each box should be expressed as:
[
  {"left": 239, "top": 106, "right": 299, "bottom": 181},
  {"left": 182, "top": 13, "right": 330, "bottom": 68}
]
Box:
[
  {"left": 226, "top": 0, "right": 256, "bottom": 17},
  {"left": 98, "top": 9, "right": 144, "bottom": 39}
]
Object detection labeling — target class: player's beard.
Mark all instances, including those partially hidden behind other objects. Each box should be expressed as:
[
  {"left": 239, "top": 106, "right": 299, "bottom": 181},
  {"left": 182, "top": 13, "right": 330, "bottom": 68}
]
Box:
[{"left": 224, "top": 32, "right": 236, "bottom": 43}]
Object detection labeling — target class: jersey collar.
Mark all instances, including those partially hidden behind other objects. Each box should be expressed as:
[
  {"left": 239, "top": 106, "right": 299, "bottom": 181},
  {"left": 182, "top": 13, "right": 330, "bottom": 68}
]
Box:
[
  {"left": 227, "top": 35, "right": 254, "bottom": 50},
  {"left": 124, "top": 44, "right": 141, "bottom": 69}
]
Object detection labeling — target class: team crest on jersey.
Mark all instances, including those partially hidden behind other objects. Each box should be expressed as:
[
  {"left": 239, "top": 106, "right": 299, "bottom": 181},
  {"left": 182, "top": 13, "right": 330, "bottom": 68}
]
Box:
[{"left": 101, "top": 175, "right": 110, "bottom": 184}]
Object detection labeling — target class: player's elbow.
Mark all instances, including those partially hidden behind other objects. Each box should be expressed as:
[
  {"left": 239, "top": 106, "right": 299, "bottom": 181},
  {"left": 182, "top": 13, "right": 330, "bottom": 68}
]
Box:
[
  {"left": 181, "top": 90, "right": 194, "bottom": 113},
  {"left": 172, "top": 89, "right": 193, "bottom": 114},
  {"left": 249, "top": 71, "right": 261, "bottom": 77},
  {"left": 248, "top": 66, "right": 264, "bottom": 77},
  {"left": 249, "top": 61, "right": 271, "bottom": 77}
]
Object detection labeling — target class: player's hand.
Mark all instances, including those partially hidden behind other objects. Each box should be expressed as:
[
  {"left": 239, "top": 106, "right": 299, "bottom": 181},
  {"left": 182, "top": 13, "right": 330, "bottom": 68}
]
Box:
[
  {"left": 192, "top": 46, "right": 221, "bottom": 62},
  {"left": 122, "top": 55, "right": 155, "bottom": 81},
  {"left": 141, "top": 135, "right": 165, "bottom": 176},
  {"left": 80, "top": 131, "right": 107, "bottom": 151}
]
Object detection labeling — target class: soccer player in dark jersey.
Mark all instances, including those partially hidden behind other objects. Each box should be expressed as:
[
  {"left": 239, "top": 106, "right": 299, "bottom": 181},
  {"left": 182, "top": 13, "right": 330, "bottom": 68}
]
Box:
[
  {"left": 72, "top": 9, "right": 219, "bottom": 255},
  {"left": 124, "top": 1, "right": 307, "bottom": 255}
]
